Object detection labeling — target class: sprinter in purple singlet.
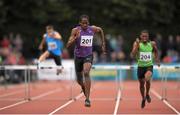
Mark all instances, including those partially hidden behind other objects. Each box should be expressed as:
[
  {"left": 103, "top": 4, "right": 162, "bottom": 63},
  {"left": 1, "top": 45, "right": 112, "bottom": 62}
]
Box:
[{"left": 66, "top": 15, "right": 106, "bottom": 107}]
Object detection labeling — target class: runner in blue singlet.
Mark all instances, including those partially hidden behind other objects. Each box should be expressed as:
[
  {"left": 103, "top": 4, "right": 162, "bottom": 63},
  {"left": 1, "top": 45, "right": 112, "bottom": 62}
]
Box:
[{"left": 38, "top": 25, "right": 63, "bottom": 75}]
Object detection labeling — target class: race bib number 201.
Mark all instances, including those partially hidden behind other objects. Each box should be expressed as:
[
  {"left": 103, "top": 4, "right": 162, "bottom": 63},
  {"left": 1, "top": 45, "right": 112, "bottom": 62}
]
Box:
[
  {"left": 140, "top": 52, "right": 152, "bottom": 61},
  {"left": 80, "top": 36, "right": 93, "bottom": 47}
]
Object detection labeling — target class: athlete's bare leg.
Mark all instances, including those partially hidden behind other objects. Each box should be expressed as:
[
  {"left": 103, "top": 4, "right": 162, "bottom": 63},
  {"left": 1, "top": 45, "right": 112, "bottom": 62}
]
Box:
[
  {"left": 145, "top": 70, "right": 152, "bottom": 103},
  {"left": 83, "top": 62, "right": 92, "bottom": 107},
  {"left": 139, "top": 78, "right": 146, "bottom": 108},
  {"left": 38, "top": 51, "right": 50, "bottom": 62},
  {"left": 76, "top": 72, "right": 86, "bottom": 96},
  {"left": 139, "top": 79, "right": 145, "bottom": 99}
]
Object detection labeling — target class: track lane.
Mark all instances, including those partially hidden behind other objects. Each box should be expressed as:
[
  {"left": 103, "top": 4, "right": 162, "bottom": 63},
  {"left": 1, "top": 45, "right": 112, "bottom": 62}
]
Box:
[
  {"left": 117, "top": 81, "right": 177, "bottom": 114},
  {"left": 54, "top": 81, "right": 117, "bottom": 114}
]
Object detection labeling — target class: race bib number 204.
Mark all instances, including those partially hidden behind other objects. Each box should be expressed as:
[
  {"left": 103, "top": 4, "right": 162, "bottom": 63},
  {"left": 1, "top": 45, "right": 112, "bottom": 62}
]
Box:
[
  {"left": 139, "top": 52, "right": 152, "bottom": 61},
  {"left": 80, "top": 36, "right": 93, "bottom": 47}
]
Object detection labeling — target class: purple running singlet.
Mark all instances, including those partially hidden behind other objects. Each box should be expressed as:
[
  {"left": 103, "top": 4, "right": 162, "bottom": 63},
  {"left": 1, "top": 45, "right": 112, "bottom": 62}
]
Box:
[{"left": 74, "top": 26, "right": 95, "bottom": 57}]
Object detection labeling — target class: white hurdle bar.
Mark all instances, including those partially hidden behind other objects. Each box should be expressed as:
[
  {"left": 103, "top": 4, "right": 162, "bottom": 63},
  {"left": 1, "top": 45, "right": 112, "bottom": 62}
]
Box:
[
  {"left": 0, "top": 65, "right": 63, "bottom": 70},
  {"left": 92, "top": 65, "right": 180, "bottom": 70},
  {"left": 0, "top": 65, "right": 179, "bottom": 70}
]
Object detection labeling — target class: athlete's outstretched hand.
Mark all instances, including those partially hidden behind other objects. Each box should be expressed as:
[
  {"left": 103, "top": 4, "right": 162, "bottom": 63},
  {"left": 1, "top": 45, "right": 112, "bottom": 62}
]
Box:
[
  {"left": 134, "top": 38, "right": 140, "bottom": 51},
  {"left": 130, "top": 38, "right": 140, "bottom": 58},
  {"left": 135, "top": 38, "right": 140, "bottom": 46}
]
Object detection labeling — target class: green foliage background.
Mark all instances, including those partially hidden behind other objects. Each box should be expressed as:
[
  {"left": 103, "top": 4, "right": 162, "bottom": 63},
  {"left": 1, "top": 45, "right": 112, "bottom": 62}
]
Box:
[{"left": 0, "top": 0, "right": 179, "bottom": 53}]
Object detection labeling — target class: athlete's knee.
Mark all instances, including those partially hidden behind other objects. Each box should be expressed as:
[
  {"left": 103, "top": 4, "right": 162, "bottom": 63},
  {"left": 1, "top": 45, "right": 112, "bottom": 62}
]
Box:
[
  {"left": 76, "top": 72, "right": 83, "bottom": 84},
  {"left": 83, "top": 70, "right": 90, "bottom": 77},
  {"left": 146, "top": 81, "right": 151, "bottom": 85},
  {"left": 145, "top": 71, "right": 152, "bottom": 77},
  {"left": 145, "top": 71, "right": 152, "bottom": 81}
]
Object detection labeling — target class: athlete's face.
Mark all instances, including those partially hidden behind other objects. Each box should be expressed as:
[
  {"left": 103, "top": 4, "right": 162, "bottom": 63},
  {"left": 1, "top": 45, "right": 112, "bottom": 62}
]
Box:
[
  {"left": 46, "top": 28, "right": 54, "bottom": 34},
  {"left": 80, "top": 18, "right": 89, "bottom": 30},
  {"left": 140, "top": 32, "right": 149, "bottom": 43}
]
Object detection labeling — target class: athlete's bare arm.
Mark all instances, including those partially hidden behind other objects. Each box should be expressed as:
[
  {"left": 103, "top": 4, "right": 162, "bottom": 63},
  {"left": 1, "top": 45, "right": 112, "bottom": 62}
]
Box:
[
  {"left": 131, "top": 38, "right": 140, "bottom": 58},
  {"left": 152, "top": 41, "right": 160, "bottom": 66},
  {"left": 66, "top": 28, "right": 79, "bottom": 48},
  {"left": 92, "top": 25, "right": 106, "bottom": 54}
]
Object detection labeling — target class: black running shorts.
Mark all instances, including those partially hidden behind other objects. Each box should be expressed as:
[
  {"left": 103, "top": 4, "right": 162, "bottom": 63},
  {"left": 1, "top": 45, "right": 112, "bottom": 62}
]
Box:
[
  {"left": 75, "top": 55, "right": 93, "bottom": 73},
  {"left": 49, "top": 51, "right": 62, "bottom": 66},
  {"left": 137, "top": 66, "right": 153, "bottom": 79}
]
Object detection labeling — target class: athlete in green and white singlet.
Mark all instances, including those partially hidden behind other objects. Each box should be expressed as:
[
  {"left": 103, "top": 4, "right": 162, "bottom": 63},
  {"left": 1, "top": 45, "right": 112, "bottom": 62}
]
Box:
[
  {"left": 137, "top": 41, "right": 153, "bottom": 67},
  {"left": 131, "top": 30, "right": 160, "bottom": 109}
]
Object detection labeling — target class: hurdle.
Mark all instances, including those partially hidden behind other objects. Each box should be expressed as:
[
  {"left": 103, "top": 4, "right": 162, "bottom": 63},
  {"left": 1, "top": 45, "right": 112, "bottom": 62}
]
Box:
[
  {"left": 0, "top": 65, "right": 179, "bottom": 101},
  {"left": 0, "top": 65, "right": 73, "bottom": 101},
  {"left": 92, "top": 65, "right": 180, "bottom": 101}
]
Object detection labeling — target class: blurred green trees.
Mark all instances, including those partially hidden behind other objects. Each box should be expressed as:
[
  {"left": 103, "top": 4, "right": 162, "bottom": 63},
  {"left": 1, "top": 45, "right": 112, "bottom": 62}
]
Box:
[{"left": 0, "top": 0, "right": 179, "bottom": 40}]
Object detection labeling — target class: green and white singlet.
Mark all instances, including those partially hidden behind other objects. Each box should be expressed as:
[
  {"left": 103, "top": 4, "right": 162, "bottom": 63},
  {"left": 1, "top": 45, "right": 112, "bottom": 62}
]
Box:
[{"left": 137, "top": 42, "right": 153, "bottom": 67}]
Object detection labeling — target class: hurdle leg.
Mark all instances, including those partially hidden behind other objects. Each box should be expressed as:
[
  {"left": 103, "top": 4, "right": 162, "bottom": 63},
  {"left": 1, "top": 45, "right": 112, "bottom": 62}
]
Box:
[
  {"left": 116, "top": 68, "right": 122, "bottom": 101},
  {"left": 4, "top": 69, "right": 8, "bottom": 90},
  {"left": 119, "top": 69, "right": 124, "bottom": 100},
  {"left": 160, "top": 67, "right": 165, "bottom": 100},
  {"left": 24, "top": 69, "right": 28, "bottom": 100},
  {"left": 164, "top": 68, "right": 167, "bottom": 100},
  {"left": 27, "top": 69, "right": 31, "bottom": 101},
  {"left": 178, "top": 69, "right": 180, "bottom": 90},
  {"left": 115, "top": 68, "right": 118, "bottom": 101},
  {"left": 70, "top": 67, "right": 74, "bottom": 100}
]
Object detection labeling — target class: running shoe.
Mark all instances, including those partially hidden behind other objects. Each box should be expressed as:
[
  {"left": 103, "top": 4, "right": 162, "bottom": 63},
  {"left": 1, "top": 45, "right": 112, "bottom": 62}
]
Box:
[
  {"left": 56, "top": 69, "right": 62, "bottom": 75},
  {"left": 141, "top": 98, "right": 146, "bottom": 108},
  {"left": 146, "top": 94, "right": 151, "bottom": 103},
  {"left": 85, "top": 99, "right": 91, "bottom": 107}
]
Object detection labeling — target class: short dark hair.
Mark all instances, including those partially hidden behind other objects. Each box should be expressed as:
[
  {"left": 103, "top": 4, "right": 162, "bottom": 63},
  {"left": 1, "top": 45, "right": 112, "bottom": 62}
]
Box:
[
  {"left": 140, "top": 30, "right": 149, "bottom": 35},
  {"left": 79, "top": 14, "right": 89, "bottom": 22},
  {"left": 46, "top": 25, "right": 54, "bottom": 30}
]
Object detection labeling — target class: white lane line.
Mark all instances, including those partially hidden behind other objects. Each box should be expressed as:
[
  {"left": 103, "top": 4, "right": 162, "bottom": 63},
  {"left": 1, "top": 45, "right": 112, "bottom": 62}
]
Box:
[
  {"left": 0, "top": 90, "right": 23, "bottom": 98},
  {"left": 31, "top": 88, "right": 62, "bottom": 100},
  {"left": 0, "top": 88, "right": 62, "bottom": 111},
  {"left": 48, "top": 93, "right": 84, "bottom": 115},
  {"left": 0, "top": 100, "right": 28, "bottom": 111},
  {"left": 113, "top": 88, "right": 121, "bottom": 115},
  {"left": 151, "top": 89, "right": 180, "bottom": 115}
]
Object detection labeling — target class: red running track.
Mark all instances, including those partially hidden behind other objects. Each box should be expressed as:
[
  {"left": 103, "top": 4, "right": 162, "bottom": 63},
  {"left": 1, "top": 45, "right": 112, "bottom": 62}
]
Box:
[{"left": 0, "top": 80, "right": 179, "bottom": 114}]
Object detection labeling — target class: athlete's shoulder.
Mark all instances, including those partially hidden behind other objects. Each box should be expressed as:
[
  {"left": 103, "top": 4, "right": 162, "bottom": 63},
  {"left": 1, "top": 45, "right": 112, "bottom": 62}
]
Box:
[
  {"left": 91, "top": 25, "right": 101, "bottom": 29},
  {"left": 54, "top": 31, "right": 61, "bottom": 36},
  {"left": 91, "top": 25, "right": 97, "bottom": 28},
  {"left": 54, "top": 31, "right": 59, "bottom": 34},
  {"left": 72, "top": 27, "right": 79, "bottom": 30},
  {"left": 91, "top": 25, "right": 102, "bottom": 32},
  {"left": 72, "top": 27, "right": 80, "bottom": 33}
]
